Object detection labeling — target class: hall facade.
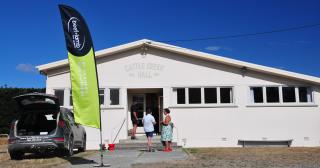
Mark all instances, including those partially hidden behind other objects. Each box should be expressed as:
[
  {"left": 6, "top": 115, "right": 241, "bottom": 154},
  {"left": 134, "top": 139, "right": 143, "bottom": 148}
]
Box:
[{"left": 37, "top": 39, "right": 320, "bottom": 149}]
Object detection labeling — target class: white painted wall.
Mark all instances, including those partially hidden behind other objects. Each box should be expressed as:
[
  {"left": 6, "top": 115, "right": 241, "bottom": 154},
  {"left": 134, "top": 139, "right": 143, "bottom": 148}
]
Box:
[{"left": 44, "top": 47, "right": 320, "bottom": 149}]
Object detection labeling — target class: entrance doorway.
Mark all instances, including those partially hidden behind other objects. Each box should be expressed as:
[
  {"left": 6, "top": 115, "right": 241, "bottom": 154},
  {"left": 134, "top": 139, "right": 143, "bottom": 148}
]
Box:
[{"left": 128, "top": 88, "right": 163, "bottom": 135}]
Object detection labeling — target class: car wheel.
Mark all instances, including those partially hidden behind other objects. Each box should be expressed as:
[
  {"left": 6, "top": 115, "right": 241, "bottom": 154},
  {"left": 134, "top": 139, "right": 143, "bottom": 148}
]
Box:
[
  {"left": 9, "top": 151, "right": 24, "bottom": 160},
  {"left": 66, "top": 136, "right": 74, "bottom": 157},
  {"left": 78, "top": 136, "right": 86, "bottom": 152}
]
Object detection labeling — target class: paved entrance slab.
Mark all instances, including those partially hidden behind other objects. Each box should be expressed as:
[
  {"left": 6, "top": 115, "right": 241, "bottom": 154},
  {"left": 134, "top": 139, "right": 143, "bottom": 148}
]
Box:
[{"left": 68, "top": 149, "right": 188, "bottom": 168}]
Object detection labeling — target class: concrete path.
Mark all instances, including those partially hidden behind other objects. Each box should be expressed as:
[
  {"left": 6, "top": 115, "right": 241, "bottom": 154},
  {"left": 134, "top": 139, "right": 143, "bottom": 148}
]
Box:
[{"left": 67, "top": 149, "right": 188, "bottom": 168}]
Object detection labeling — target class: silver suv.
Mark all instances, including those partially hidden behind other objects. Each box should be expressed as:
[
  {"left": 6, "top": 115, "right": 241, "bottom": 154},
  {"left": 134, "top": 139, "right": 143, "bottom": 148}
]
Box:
[{"left": 8, "top": 93, "right": 86, "bottom": 160}]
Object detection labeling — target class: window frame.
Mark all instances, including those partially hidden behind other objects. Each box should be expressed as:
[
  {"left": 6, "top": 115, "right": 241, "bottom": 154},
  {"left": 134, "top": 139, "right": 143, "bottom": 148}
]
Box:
[
  {"left": 105, "top": 88, "right": 122, "bottom": 108},
  {"left": 248, "top": 85, "right": 315, "bottom": 107},
  {"left": 172, "top": 86, "right": 235, "bottom": 107},
  {"left": 266, "top": 86, "right": 280, "bottom": 103},
  {"left": 249, "top": 87, "right": 264, "bottom": 103},
  {"left": 282, "top": 86, "right": 296, "bottom": 103},
  {"left": 175, "top": 88, "right": 186, "bottom": 105},
  {"left": 66, "top": 88, "right": 108, "bottom": 107},
  {"left": 98, "top": 88, "right": 105, "bottom": 106},
  {"left": 53, "top": 89, "right": 65, "bottom": 106},
  {"left": 204, "top": 87, "right": 218, "bottom": 104},
  {"left": 188, "top": 87, "right": 202, "bottom": 104},
  {"left": 219, "top": 87, "right": 233, "bottom": 104},
  {"left": 108, "top": 88, "right": 120, "bottom": 106},
  {"left": 298, "top": 86, "right": 313, "bottom": 103}
]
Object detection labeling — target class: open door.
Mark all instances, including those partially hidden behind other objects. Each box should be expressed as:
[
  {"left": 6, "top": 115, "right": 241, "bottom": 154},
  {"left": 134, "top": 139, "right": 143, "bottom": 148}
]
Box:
[
  {"left": 127, "top": 89, "right": 163, "bottom": 135},
  {"left": 131, "top": 94, "right": 146, "bottom": 134},
  {"left": 158, "top": 96, "right": 163, "bottom": 133}
]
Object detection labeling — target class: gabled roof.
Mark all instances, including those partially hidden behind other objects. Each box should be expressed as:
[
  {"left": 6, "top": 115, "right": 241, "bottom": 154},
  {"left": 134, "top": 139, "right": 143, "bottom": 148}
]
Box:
[{"left": 36, "top": 39, "right": 320, "bottom": 85}]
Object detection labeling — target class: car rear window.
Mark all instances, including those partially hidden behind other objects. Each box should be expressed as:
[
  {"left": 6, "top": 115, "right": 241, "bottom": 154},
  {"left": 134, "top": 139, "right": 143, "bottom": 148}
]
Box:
[{"left": 20, "top": 97, "right": 56, "bottom": 106}]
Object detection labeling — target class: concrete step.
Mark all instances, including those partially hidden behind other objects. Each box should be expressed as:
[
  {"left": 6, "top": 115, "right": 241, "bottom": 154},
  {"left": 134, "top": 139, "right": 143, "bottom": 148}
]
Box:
[
  {"left": 115, "top": 135, "right": 180, "bottom": 150},
  {"left": 116, "top": 143, "right": 179, "bottom": 150},
  {"left": 119, "top": 136, "right": 161, "bottom": 144}
]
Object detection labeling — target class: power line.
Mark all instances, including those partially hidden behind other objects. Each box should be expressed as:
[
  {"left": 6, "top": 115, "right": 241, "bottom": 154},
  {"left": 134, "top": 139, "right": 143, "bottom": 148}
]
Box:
[{"left": 159, "top": 23, "right": 320, "bottom": 43}]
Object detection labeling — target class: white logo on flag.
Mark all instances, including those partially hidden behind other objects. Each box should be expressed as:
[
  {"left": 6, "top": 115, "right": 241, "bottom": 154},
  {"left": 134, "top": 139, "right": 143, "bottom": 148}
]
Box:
[{"left": 67, "top": 17, "right": 86, "bottom": 51}]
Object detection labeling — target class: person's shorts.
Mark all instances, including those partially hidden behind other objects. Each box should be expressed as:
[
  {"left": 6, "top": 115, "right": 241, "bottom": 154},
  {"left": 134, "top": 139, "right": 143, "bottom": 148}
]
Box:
[
  {"left": 145, "top": 131, "right": 154, "bottom": 138},
  {"left": 131, "top": 119, "right": 139, "bottom": 125}
]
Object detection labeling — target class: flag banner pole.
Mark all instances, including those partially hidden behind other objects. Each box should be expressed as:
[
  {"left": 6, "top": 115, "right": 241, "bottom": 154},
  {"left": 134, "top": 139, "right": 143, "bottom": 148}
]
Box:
[{"left": 58, "top": 4, "right": 110, "bottom": 167}]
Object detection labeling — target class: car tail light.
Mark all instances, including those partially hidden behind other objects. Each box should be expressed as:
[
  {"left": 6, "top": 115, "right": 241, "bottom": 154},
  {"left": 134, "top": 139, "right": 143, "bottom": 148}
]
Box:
[
  {"left": 8, "top": 138, "right": 15, "bottom": 144},
  {"left": 58, "top": 120, "right": 65, "bottom": 128},
  {"left": 52, "top": 138, "right": 64, "bottom": 142},
  {"left": 53, "top": 137, "right": 64, "bottom": 142}
]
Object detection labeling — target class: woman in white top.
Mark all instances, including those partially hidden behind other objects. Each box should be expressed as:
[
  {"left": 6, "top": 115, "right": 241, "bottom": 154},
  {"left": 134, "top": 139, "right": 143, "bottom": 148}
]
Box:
[{"left": 142, "top": 108, "right": 156, "bottom": 152}]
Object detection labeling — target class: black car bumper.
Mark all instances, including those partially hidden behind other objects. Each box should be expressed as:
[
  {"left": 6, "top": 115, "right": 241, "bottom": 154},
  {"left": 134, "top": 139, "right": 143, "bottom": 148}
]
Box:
[{"left": 8, "top": 141, "right": 65, "bottom": 153}]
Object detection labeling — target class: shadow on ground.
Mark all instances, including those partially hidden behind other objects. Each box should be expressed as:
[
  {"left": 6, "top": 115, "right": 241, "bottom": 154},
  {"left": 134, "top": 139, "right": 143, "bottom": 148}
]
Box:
[
  {"left": 61, "top": 155, "right": 96, "bottom": 165},
  {"left": 14, "top": 152, "right": 97, "bottom": 165}
]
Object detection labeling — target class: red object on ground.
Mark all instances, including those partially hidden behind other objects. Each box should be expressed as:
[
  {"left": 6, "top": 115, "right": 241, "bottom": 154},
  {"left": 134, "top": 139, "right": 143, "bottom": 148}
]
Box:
[
  {"left": 163, "top": 148, "right": 171, "bottom": 152},
  {"left": 108, "top": 143, "right": 115, "bottom": 151}
]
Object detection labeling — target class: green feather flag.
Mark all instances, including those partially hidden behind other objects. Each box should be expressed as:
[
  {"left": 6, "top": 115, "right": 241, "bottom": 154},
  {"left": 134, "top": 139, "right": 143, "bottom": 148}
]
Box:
[{"left": 59, "top": 5, "right": 100, "bottom": 129}]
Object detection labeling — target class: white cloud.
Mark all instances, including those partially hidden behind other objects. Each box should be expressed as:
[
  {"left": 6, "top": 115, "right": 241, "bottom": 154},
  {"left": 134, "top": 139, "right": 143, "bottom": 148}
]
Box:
[
  {"left": 205, "top": 46, "right": 232, "bottom": 52},
  {"left": 16, "top": 63, "right": 36, "bottom": 73},
  {"left": 205, "top": 46, "right": 222, "bottom": 51}
]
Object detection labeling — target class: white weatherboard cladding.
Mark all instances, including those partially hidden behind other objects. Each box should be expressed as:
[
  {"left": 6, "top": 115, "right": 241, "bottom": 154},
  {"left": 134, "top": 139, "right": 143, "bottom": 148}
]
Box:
[
  {"left": 45, "top": 47, "right": 320, "bottom": 149},
  {"left": 172, "top": 107, "right": 320, "bottom": 147},
  {"left": 46, "top": 48, "right": 310, "bottom": 88}
]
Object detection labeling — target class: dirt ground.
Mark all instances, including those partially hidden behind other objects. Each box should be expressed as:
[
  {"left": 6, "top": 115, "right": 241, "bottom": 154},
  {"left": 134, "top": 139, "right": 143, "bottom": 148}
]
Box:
[
  {"left": 133, "top": 148, "right": 320, "bottom": 168},
  {"left": 0, "top": 137, "right": 96, "bottom": 168},
  {"left": 2, "top": 136, "right": 320, "bottom": 168},
  {"left": 0, "top": 145, "right": 96, "bottom": 168},
  {"left": 0, "top": 136, "right": 7, "bottom": 145}
]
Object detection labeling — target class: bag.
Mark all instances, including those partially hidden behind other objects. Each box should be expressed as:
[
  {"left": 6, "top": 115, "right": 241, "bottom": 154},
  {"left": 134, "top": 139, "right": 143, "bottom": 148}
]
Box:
[{"left": 169, "top": 122, "right": 174, "bottom": 128}]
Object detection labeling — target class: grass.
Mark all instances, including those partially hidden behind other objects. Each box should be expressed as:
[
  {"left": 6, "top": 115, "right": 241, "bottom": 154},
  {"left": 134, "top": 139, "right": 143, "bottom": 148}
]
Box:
[
  {"left": 133, "top": 147, "right": 320, "bottom": 168},
  {"left": 0, "top": 137, "right": 7, "bottom": 145},
  {"left": 2, "top": 141, "right": 320, "bottom": 168},
  {"left": 0, "top": 139, "right": 98, "bottom": 168}
]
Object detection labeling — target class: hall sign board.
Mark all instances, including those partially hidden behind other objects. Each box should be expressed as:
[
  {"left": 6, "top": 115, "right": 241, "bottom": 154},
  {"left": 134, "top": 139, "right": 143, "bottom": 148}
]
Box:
[{"left": 124, "top": 62, "right": 165, "bottom": 79}]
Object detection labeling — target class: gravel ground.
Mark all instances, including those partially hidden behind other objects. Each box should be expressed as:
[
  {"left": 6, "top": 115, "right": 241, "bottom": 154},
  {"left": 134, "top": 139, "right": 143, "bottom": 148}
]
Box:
[
  {"left": 2, "top": 139, "right": 320, "bottom": 168},
  {"left": 133, "top": 148, "right": 320, "bottom": 168},
  {"left": 0, "top": 137, "right": 7, "bottom": 145},
  {"left": 0, "top": 144, "right": 96, "bottom": 168}
]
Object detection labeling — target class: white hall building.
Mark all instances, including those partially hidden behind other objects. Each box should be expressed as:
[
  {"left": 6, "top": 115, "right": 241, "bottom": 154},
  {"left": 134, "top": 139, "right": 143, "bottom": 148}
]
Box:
[{"left": 37, "top": 39, "right": 320, "bottom": 149}]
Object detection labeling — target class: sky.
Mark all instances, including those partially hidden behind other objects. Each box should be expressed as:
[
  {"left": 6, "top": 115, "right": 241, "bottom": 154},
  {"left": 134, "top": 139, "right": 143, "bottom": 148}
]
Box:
[{"left": 0, "top": 0, "right": 319, "bottom": 88}]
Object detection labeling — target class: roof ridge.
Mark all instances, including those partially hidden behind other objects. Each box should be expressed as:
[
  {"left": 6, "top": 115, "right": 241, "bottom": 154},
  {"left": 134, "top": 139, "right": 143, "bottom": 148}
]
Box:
[{"left": 36, "top": 39, "right": 320, "bottom": 84}]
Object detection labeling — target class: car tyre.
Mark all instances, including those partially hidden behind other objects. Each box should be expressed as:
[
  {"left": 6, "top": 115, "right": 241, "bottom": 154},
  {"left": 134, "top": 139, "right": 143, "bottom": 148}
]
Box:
[
  {"left": 65, "top": 136, "right": 74, "bottom": 157},
  {"left": 78, "top": 136, "right": 86, "bottom": 152},
  {"left": 9, "top": 151, "right": 24, "bottom": 160}
]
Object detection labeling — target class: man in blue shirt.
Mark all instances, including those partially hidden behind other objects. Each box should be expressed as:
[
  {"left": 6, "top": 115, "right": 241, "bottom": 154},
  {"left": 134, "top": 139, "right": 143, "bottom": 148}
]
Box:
[{"left": 130, "top": 102, "right": 139, "bottom": 139}]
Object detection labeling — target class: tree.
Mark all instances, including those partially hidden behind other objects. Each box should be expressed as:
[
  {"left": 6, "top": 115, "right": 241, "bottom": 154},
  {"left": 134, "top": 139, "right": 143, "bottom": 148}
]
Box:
[{"left": 0, "top": 87, "right": 45, "bottom": 134}]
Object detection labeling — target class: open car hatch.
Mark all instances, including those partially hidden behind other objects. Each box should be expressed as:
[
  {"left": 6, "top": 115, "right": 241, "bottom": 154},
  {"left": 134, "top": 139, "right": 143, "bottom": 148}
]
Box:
[{"left": 13, "top": 93, "right": 60, "bottom": 111}]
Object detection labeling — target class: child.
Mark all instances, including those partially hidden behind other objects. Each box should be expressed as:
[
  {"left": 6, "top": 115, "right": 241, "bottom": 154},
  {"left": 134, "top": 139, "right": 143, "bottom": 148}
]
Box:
[{"left": 142, "top": 108, "right": 156, "bottom": 152}]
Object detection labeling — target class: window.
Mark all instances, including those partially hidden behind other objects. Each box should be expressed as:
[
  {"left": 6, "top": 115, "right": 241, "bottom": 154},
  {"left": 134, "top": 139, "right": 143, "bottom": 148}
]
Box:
[
  {"left": 250, "top": 87, "right": 263, "bottom": 103},
  {"left": 54, "top": 89, "right": 64, "bottom": 106},
  {"left": 266, "top": 87, "right": 279, "bottom": 103},
  {"left": 70, "top": 90, "right": 73, "bottom": 106},
  {"left": 299, "top": 87, "right": 312, "bottom": 102},
  {"left": 220, "top": 87, "right": 233, "bottom": 103},
  {"left": 282, "top": 87, "right": 295, "bottom": 102},
  {"left": 249, "top": 86, "right": 313, "bottom": 104},
  {"left": 176, "top": 88, "right": 185, "bottom": 104},
  {"left": 174, "top": 87, "right": 234, "bottom": 105},
  {"left": 188, "top": 88, "right": 201, "bottom": 104},
  {"left": 99, "top": 89, "right": 105, "bottom": 105},
  {"left": 204, "top": 88, "right": 217, "bottom": 103},
  {"left": 109, "top": 88, "right": 119, "bottom": 105}
]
